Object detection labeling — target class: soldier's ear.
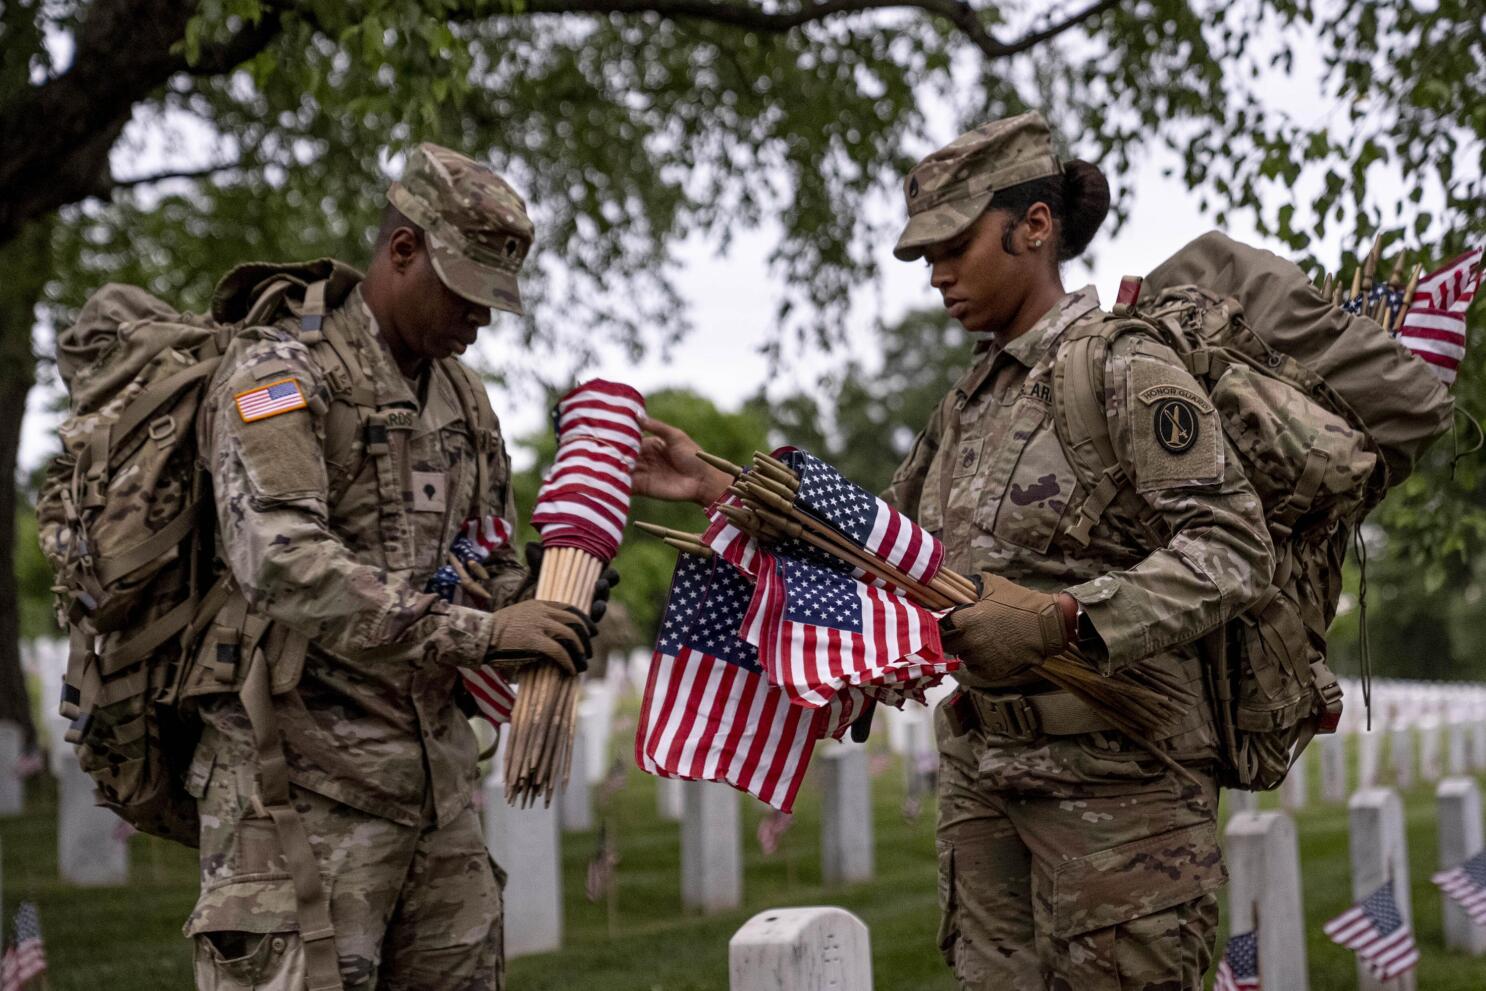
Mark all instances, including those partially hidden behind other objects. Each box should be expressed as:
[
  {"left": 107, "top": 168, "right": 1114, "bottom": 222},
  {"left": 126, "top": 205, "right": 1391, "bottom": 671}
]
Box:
[
  {"left": 1023, "top": 201, "right": 1055, "bottom": 253},
  {"left": 387, "top": 226, "right": 422, "bottom": 273}
]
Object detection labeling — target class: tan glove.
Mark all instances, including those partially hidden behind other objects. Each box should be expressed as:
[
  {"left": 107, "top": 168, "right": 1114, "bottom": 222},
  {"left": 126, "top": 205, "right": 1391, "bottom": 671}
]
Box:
[
  {"left": 939, "top": 573, "right": 1069, "bottom": 681},
  {"left": 485, "top": 599, "right": 598, "bottom": 676}
]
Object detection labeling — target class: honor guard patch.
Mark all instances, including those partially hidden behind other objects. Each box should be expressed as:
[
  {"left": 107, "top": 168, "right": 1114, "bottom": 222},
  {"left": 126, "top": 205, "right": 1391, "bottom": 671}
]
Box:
[
  {"left": 236, "top": 378, "right": 308, "bottom": 423},
  {"left": 1153, "top": 398, "right": 1199, "bottom": 454}
]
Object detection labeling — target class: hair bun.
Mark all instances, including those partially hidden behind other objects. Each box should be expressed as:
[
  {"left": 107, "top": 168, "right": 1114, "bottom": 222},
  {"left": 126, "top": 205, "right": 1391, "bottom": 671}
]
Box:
[{"left": 1058, "top": 160, "right": 1110, "bottom": 260}]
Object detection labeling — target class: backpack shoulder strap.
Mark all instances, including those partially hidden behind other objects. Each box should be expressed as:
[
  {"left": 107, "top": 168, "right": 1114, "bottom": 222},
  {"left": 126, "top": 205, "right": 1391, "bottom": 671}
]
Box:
[
  {"left": 1052, "top": 316, "right": 1167, "bottom": 547},
  {"left": 438, "top": 359, "right": 495, "bottom": 519}
]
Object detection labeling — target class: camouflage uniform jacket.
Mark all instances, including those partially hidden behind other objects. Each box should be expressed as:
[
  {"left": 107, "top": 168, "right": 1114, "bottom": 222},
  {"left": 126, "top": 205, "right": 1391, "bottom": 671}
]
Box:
[
  {"left": 884, "top": 286, "right": 1276, "bottom": 755},
  {"left": 193, "top": 285, "right": 524, "bottom": 827}
]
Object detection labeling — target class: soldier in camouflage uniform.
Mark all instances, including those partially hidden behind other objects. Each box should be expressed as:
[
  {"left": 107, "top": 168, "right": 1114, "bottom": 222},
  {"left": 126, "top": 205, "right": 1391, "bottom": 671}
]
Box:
[
  {"left": 185, "top": 144, "right": 598, "bottom": 990},
  {"left": 877, "top": 112, "right": 1274, "bottom": 989}
]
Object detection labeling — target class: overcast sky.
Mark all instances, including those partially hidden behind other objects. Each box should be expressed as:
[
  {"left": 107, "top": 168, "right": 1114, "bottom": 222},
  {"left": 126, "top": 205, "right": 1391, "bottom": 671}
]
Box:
[{"left": 20, "top": 12, "right": 1427, "bottom": 474}]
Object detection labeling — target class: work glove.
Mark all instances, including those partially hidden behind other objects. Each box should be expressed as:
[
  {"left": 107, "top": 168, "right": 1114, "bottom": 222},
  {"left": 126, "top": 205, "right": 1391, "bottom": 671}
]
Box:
[
  {"left": 485, "top": 599, "right": 598, "bottom": 676},
  {"left": 523, "top": 541, "right": 621, "bottom": 622},
  {"left": 938, "top": 572, "right": 1068, "bottom": 682}
]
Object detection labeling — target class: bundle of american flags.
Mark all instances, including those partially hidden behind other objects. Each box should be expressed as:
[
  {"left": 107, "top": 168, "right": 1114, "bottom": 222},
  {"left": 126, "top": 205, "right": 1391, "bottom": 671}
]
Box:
[
  {"left": 1318, "top": 240, "right": 1482, "bottom": 388},
  {"left": 1322, "top": 879, "right": 1419, "bottom": 981},
  {"left": 1432, "top": 849, "right": 1486, "bottom": 925},
  {"left": 635, "top": 447, "right": 959, "bottom": 811},
  {"left": 530, "top": 379, "right": 644, "bottom": 560},
  {"left": 0, "top": 903, "right": 46, "bottom": 991}
]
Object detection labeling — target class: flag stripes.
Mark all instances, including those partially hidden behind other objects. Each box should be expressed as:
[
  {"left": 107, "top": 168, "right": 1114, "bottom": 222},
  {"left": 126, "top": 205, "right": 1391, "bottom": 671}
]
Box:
[
  {"left": 1396, "top": 246, "right": 1482, "bottom": 387},
  {"left": 532, "top": 380, "right": 645, "bottom": 560},
  {"left": 1323, "top": 880, "right": 1419, "bottom": 980}
]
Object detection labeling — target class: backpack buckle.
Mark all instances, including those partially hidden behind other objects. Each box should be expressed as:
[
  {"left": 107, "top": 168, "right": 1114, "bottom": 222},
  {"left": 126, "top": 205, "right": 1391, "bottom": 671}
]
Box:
[
  {"left": 148, "top": 414, "right": 176, "bottom": 444},
  {"left": 211, "top": 640, "right": 242, "bottom": 685},
  {"left": 1311, "top": 660, "right": 1343, "bottom": 733}
]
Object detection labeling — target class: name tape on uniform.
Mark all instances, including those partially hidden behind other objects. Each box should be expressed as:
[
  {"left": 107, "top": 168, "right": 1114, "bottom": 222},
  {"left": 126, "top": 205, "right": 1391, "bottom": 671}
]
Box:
[{"left": 235, "top": 378, "right": 308, "bottom": 423}]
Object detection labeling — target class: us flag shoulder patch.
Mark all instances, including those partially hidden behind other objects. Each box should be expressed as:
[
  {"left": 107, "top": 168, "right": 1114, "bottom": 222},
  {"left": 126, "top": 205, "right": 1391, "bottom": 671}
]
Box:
[{"left": 235, "top": 378, "right": 308, "bottom": 423}]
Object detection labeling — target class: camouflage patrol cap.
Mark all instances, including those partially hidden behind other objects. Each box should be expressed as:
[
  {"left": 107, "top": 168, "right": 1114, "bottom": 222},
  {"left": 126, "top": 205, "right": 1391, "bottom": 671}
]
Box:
[
  {"left": 387, "top": 143, "right": 535, "bottom": 315},
  {"left": 893, "top": 112, "right": 1062, "bottom": 261}
]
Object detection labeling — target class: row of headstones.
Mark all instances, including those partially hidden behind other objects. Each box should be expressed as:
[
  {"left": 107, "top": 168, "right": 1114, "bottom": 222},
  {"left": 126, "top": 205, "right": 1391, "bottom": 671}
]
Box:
[
  {"left": 1229, "top": 779, "right": 1486, "bottom": 991},
  {"left": 484, "top": 741, "right": 875, "bottom": 957},
  {"left": 723, "top": 779, "right": 1486, "bottom": 991},
  {"left": 1256, "top": 720, "right": 1486, "bottom": 813}
]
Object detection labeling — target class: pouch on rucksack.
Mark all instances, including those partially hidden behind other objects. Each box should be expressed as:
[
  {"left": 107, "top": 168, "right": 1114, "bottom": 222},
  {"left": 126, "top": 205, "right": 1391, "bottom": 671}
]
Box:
[
  {"left": 1053, "top": 231, "right": 1453, "bottom": 790},
  {"left": 36, "top": 259, "right": 362, "bottom": 844}
]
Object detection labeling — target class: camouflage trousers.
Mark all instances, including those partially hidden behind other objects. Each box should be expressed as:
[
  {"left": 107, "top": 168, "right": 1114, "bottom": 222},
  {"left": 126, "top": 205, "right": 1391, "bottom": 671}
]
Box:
[
  {"left": 933, "top": 699, "right": 1225, "bottom": 991},
  {"left": 184, "top": 747, "right": 504, "bottom": 991}
]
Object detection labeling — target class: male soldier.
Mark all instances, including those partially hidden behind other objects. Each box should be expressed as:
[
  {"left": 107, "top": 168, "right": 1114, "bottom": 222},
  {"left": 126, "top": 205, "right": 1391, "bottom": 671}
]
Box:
[{"left": 184, "top": 144, "right": 597, "bottom": 990}]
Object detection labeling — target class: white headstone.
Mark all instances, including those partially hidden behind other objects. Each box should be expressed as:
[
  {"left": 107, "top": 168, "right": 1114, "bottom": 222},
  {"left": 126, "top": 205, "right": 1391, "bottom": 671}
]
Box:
[
  {"left": 820, "top": 745, "right": 873, "bottom": 885},
  {"left": 581, "top": 684, "right": 616, "bottom": 786},
  {"left": 729, "top": 907, "right": 872, "bottom": 991},
  {"left": 1320, "top": 733, "right": 1348, "bottom": 803},
  {"left": 682, "top": 781, "right": 741, "bottom": 913},
  {"left": 1473, "top": 720, "right": 1486, "bottom": 772},
  {"left": 482, "top": 776, "right": 562, "bottom": 956},
  {"left": 656, "top": 775, "right": 684, "bottom": 822},
  {"left": 1418, "top": 722, "right": 1443, "bottom": 782},
  {"left": 1446, "top": 722, "right": 1470, "bottom": 777},
  {"left": 1347, "top": 789, "right": 1415, "bottom": 991},
  {"left": 1281, "top": 750, "right": 1309, "bottom": 810},
  {"left": 0, "top": 721, "right": 22, "bottom": 816},
  {"left": 57, "top": 754, "right": 129, "bottom": 886},
  {"left": 1359, "top": 729, "right": 1382, "bottom": 788},
  {"left": 1391, "top": 727, "right": 1414, "bottom": 791},
  {"left": 1224, "top": 811, "right": 1308, "bottom": 990},
  {"left": 559, "top": 720, "right": 593, "bottom": 832},
  {"left": 1436, "top": 777, "right": 1486, "bottom": 956},
  {"left": 1225, "top": 789, "right": 1258, "bottom": 814}
]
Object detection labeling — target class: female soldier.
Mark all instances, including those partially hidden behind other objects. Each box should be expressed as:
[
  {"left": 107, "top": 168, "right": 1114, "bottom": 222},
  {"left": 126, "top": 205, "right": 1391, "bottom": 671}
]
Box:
[{"left": 635, "top": 111, "right": 1274, "bottom": 990}]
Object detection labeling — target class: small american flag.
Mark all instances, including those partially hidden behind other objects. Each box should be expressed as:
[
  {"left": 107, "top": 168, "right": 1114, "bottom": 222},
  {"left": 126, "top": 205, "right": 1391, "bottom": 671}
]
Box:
[
  {"left": 1323, "top": 880, "right": 1419, "bottom": 980},
  {"left": 778, "top": 448, "right": 944, "bottom": 584},
  {"left": 584, "top": 824, "right": 621, "bottom": 903},
  {"left": 234, "top": 378, "right": 307, "bottom": 422},
  {"left": 635, "top": 552, "right": 854, "bottom": 812},
  {"left": 425, "top": 513, "right": 519, "bottom": 727},
  {"left": 530, "top": 380, "right": 645, "bottom": 561},
  {"left": 1432, "top": 849, "right": 1486, "bottom": 925},
  {"left": 0, "top": 902, "right": 46, "bottom": 991},
  {"left": 1395, "top": 246, "right": 1482, "bottom": 387},
  {"left": 1214, "top": 929, "right": 1261, "bottom": 991},
  {"left": 756, "top": 808, "right": 794, "bottom": 855},
  {"left": 747, "top": 538, "right": 954, "bottom": 708}
]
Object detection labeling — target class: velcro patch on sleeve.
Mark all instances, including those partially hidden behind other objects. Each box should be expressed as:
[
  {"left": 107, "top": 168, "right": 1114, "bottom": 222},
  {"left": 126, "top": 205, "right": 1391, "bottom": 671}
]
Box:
[{"left": 235, "top": 378, "right": 308, "bottom": 423}]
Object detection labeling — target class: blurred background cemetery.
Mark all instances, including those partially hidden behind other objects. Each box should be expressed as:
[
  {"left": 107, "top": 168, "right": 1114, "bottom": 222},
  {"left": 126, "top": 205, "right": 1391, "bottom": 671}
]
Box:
[{"left": 2, "top": 0, "right": 1485, "bottom": 987}]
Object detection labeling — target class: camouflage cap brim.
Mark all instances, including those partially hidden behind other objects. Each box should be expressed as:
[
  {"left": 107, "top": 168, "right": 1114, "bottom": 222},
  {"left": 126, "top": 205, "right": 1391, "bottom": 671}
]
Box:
[
  {"left": 892, "top": 190, "right": 995, "bottom": 262},
  {"left": 428, "top": 232, "right": 525, "bottom": 315}
]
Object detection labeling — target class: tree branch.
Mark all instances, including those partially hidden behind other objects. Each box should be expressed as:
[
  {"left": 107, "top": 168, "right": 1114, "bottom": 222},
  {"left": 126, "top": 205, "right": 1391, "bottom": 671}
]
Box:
[{"left": 107, "top": 161, "right": 241, "bottom": 192}]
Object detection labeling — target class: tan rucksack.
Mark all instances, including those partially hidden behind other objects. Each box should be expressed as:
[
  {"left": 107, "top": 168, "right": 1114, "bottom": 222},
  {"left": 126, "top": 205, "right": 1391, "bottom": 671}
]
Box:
[
  {"left": 1052, "top": 232, "right": 1453, "bottom": 790},
  {"left": 36, "top": 259, "right": 364, "bottom": 843}
]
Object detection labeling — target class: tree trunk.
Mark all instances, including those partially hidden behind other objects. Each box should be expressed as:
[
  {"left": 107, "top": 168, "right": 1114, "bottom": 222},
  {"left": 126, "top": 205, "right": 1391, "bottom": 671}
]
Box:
[{"left": 0, "top": 219, "right": 52, "bottom": 749}]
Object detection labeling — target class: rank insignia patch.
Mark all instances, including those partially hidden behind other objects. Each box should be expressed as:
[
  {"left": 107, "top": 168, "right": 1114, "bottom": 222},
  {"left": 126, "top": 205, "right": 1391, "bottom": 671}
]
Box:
[
  {"left": 236, "top": 378, "right": 308, "bottom": 423},
  {"left": 1154, "top": 398, "right": 1199, "bottom": 454}
]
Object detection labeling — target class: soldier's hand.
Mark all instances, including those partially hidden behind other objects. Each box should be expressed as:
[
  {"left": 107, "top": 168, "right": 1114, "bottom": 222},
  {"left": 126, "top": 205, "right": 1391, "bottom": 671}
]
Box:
[
  {"left": 633, "top": 416, "right": 733, "bottom": 506},
  {"left": 522, "top": 542, "right": 620, "bottom": 621},
  {"left": 485, "top": 599, "right": 598, "bottom": 676},
  {"left": 939, "top": 573, "right": 1071, "bottom": 680}
]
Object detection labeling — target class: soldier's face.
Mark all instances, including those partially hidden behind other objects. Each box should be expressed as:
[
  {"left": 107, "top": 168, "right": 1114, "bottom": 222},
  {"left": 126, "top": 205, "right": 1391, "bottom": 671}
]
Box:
[
  {"left": 392, "top": 240, "right": 493, "bottom": 362},
  {"left": 923, "top": 209, "right": 1040, "bottom": 336}
]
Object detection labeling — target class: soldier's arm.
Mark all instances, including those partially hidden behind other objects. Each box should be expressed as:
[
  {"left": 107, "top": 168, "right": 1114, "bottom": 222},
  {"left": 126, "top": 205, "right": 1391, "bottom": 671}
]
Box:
[
  {"left": 1063, "top": 333, "right": 1275, "bottom": 673},
  {"left": 207, "top": 335, "right": 498, "bottom": 667}
]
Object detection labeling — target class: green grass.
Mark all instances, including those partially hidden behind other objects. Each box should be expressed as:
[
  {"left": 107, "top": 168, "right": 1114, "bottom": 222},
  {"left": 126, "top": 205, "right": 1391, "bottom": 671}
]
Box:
[{"left": 1, "top": 735, "right": 1484, "bottom": 989}]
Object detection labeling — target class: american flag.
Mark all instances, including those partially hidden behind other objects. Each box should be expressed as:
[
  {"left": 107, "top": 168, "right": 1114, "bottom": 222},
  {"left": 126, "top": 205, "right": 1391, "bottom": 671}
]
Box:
[
  {"left": 1432, "top": 849, "right": 1486, "bottom": 925},
  {"left": 747, "top": 538, "right": 954, "bottom": 708},
  {"left": 1323, "top": 880, "right": 1419, "bottom": 980},
  {"left": 1395, "top": 246, "right": 1482, "bottom": 387},
  {"left": 425, "top": 513, "right": 519, "bottom": 727},
  {"left": 234, "top": 378, "right": 307, "bottom": 422},
  {"left": 530, "top": 380, "right": 645, "bottom": 561},
  {"left": 756, "top": 808, "right": 794, "bottom": 855},
  {"left": 635, "top": 551, "right": 855, "bottom": 812},
  {"left": 777, "top": 448, "right": 944, "bottom": 584},
  {"left": 1214, "top": 929, "right": 1261, "bottom": 991},
  {"left": 584, "top": 823, "right": 620, "bottom": 903},
  {"left": 0, "top": 902, "right": 46, "bottom": 991}
]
